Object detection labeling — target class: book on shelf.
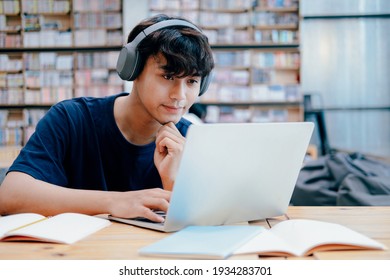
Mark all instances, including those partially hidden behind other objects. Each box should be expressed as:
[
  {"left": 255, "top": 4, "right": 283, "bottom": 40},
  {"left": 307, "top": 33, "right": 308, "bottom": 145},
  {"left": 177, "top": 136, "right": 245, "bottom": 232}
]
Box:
[
  {"left": 0, "top": 127, "right": 23, "bottom": 146},
  {"left": 22, "top": 0, "right": 70, "bottom": 14},
  {"left": 0, "top": 55, "right": 23, "bottom": 72},
  {"left": 0, "top": 212, "right": 110, "bottom": 244},
  {"left": 213, "top": 50, "right": 251, "bottom": 67},
  {"left": 253, "top": 11, "right": 299, "bottom": 26},
  {"left": 213, "top": 69, "right": 250, "bottom": 85},
  {"left": 200, "top": 0, "right": 252, "bottom": 10},
  {"left": 139, "top": 219, "right": 386, "bottom": 259},
  {"left": 258, "top": 0, "right": 299, "bottom": 9},
  {"left": 254, "top": 30, "right": 298, "bottom": 44},
  {"left": 1, "top": 33, "right": 22, "bottom": 47},
  {"left": 252, "top": 51, "right": 300, "bottom": 68},
  {"left": 2, "top": 0, "right": 20, "bottom": 14},
  {"left": 73, "top": 12, "right": 122, "bottom": 29},
  {"left": 72, "top": 0, "right": 121, "bottom": 12}
]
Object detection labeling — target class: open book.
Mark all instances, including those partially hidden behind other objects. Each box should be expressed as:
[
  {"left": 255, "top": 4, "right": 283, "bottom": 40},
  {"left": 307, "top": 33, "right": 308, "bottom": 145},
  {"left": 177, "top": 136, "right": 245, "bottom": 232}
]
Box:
[
  {"left": 139, "top": 219, "right": 386, "bottom": 259},
  {"left": 234, "top": 219, "right": 386, "bottom": 257},
  {"left": 0, "top": 213, "right": 111, "bottom": 244}
]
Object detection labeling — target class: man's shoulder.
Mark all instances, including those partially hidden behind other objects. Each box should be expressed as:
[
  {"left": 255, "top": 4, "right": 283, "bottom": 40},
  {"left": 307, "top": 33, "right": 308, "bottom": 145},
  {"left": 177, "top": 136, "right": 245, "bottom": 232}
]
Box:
[{"left": 52, "top": 93, "right": 128, "bottom": 114}]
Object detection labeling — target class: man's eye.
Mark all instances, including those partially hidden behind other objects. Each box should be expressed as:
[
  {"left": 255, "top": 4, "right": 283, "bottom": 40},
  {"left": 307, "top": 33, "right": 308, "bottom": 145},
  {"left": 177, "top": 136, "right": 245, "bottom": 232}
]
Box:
[
  {"left": 188, "top": 79, "right": 199, "bottom": 84},
  {"left": 163, "top": 75, "right": 174, "bottom": 80}
]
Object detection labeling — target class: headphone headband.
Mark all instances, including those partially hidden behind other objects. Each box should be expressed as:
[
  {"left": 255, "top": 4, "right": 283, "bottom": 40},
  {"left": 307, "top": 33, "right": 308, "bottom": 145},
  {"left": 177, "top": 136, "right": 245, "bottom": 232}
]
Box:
[{"left": 131, "top": 20, "right": 202, "bottom": 46}]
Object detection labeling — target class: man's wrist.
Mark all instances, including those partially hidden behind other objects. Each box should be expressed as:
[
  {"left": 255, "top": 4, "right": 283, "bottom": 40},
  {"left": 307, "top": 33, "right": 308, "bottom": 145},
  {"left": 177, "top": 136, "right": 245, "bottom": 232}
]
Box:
[{"left": 161, "top": 177, "right": 174, "bottom": 191}]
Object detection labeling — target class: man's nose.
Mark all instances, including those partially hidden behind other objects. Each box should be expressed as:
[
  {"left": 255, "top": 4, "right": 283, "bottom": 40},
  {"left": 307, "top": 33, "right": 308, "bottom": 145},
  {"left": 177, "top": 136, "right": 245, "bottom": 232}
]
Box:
[{"left": 170, "top": 79, "right": 186, "bottom": 100}]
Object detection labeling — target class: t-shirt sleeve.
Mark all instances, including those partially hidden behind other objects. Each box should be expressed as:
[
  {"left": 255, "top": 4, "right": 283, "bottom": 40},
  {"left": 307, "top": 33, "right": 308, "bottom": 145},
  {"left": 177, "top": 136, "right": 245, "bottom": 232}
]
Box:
[
  {"left": 8, "top": 104, "right": 70, "bottom": 186},
  {"left": 176, "top": 117, "right": 192, "bottom": 136}
]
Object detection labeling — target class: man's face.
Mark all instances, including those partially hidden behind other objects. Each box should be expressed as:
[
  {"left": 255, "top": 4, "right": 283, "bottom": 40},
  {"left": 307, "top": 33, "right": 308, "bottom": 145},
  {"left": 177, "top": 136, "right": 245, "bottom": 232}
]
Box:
[{"left": 134, "top": 53, "right": 201, "bottom": 124}]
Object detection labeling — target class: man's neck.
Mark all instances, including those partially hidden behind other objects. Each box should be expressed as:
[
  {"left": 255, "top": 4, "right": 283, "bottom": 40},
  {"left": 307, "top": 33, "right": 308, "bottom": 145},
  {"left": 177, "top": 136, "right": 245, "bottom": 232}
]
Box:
[{"left": 114, "top": 94, "right": 161, "bottom": 145}]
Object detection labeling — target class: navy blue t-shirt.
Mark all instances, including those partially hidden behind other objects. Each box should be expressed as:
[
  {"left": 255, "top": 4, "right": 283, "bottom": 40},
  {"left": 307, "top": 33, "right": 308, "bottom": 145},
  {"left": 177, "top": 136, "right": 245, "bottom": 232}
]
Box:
[{"left": 8, "top": 93, "right": 192, "bottom": 191}]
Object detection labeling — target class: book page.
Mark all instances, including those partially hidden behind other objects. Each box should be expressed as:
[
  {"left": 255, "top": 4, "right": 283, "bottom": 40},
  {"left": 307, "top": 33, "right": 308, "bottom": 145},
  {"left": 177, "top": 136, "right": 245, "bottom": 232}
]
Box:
[
  {"left": 0, "top": 213, "right": 45, "bottom": 238},
  {"left": 234, "top": 229, "right": 298, "bottom": 257},
  {"left": 4, "top": 213, "right": 111, "bottom": 244},
  {"left": 268, "top": 219, "right": 386, "bottom": 256}
]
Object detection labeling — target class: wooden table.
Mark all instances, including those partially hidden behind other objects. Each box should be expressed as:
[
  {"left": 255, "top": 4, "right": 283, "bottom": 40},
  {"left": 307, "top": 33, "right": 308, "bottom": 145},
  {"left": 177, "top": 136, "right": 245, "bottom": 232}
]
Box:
[{"left": 0, "top": 206, "right": 389, "bottom": 260}]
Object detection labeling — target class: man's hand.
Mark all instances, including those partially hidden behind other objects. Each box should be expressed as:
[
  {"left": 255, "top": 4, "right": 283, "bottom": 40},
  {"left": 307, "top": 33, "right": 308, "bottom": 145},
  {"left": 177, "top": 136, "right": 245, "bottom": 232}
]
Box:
[
  {"left": 154, "top": 122, "right": 186, "bottom": 191},
  {"left": 109, "top": 188, "right": 171, "bottom": 223}
]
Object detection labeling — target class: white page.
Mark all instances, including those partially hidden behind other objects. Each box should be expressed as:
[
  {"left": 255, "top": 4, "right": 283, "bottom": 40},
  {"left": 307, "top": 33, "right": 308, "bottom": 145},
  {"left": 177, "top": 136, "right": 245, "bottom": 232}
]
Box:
[
  {"left": 269, "top": 219, "right": 386, "bottom": 256},
  {"left": 6, "top": 213, "right": 111, "bottom": 244},
  {"left": 234, "top": 228, "right": 299, "bottom": 256},
  {"left": 0, "top": 213, "right": 45, "bottom": 237}
]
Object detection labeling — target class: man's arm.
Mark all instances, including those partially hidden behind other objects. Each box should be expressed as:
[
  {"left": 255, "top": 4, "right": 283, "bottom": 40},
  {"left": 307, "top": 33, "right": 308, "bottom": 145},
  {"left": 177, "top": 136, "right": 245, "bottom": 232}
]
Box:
[
  {"left": 154, "top": 122, "right": 186, "bottom": 191},
  {"left": 0, "top": 171, "right": 170, "bottom": 222}
]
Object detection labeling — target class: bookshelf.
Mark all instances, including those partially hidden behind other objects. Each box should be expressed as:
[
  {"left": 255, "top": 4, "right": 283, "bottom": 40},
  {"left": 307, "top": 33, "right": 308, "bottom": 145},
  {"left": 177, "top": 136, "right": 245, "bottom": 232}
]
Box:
[
  {"left": 0, "top": 0, "right": 302, "bottom": 161},
  {"left": 149, "top": 0, "right": 302, "bottom": 123},
  {"left": 0, "top": 0, "right": 125, "bottom": 153}
]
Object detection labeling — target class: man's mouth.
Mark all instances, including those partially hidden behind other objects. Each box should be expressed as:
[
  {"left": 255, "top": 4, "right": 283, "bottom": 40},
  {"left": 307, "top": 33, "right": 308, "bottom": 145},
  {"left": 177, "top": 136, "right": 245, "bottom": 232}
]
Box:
[
  {"left": 163, "top": 100, "right": 187, "bottom": 112},
  {"left": 163, "top": 105, "right": 184, "bottom": 114}
]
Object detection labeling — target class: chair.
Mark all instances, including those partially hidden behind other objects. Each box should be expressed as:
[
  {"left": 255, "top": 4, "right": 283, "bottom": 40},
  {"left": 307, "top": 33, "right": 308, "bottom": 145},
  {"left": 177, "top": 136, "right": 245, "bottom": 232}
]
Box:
[{"left": 303, "top": 94, "right": 331, "bottom": 156}]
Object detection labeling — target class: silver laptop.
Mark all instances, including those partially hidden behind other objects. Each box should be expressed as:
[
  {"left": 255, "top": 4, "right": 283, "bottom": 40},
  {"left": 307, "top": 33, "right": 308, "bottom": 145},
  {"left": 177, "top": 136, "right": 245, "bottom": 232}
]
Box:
[{"left": 109, "top": 122, "right": 314, "bottom": 232}]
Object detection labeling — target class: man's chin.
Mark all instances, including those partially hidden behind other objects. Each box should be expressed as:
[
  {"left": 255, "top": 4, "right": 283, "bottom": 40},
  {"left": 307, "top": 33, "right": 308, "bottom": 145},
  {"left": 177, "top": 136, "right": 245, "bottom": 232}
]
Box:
[{"left": 158, "top": 117, "right": 182, "bottom": 125}]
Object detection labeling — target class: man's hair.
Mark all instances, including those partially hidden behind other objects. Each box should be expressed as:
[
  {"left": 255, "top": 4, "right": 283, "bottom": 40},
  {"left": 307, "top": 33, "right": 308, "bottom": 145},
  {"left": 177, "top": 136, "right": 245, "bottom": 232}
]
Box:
[{"left": 127, "top": 14, "right": 214, "bottom": 79}]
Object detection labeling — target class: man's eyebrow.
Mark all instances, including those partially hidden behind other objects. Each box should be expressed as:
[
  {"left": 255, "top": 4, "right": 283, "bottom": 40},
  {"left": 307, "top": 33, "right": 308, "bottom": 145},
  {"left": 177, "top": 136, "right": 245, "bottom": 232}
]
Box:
[
  {"left": 157, "top": 65, "right": 167, "bottom": 70},
  {"left": 157, "top": 67, "right": 172, "bottom": 75},
  {"left": 155, "top": 61, "right": 200, "bottom": 77}
]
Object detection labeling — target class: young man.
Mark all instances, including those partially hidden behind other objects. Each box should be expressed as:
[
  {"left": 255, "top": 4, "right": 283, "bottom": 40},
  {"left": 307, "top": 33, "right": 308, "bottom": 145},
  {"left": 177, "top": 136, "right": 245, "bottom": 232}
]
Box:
[{"left": 0, "top": 14, "right": 214, "bottom": 222}]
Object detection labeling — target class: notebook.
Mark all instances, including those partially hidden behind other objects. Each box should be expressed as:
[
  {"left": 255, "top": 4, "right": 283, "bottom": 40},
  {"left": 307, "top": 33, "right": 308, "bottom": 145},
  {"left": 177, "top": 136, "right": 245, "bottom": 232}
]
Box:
[{"left": 109, "top": 122, "right": 314, "bottom": 232}]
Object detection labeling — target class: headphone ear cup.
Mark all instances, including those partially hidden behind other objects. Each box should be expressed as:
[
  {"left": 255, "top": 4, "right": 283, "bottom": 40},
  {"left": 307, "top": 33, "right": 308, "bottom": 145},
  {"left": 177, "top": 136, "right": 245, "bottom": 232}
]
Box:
[
  {"left": 199, "top": 72, "right": 213, "bottom": 96},
  {"left": 116, "top": 43, "right": 142, "bottom": 81}
]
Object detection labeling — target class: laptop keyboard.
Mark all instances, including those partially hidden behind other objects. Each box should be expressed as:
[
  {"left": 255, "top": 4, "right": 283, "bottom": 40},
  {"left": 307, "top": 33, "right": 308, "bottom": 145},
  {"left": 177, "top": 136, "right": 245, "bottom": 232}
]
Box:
[{"left": 132, "top": 210, "right": 166, "bottom": 224}]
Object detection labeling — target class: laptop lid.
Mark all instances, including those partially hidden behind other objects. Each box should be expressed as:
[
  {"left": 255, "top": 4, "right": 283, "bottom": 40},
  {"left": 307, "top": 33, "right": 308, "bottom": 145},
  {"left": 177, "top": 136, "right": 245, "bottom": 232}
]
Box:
[{"left": 110, "top": 122, "right": 314, "bottom": 232}]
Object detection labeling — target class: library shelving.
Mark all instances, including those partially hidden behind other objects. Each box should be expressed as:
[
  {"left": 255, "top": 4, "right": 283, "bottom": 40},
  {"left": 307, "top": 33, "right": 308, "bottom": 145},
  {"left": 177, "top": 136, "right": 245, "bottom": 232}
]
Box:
[
  {"left": 149, "top": 0, "right": 302, "bottom": 123},
  {"left": 0, "top": 0, "right": 125, "bottom": 152}
]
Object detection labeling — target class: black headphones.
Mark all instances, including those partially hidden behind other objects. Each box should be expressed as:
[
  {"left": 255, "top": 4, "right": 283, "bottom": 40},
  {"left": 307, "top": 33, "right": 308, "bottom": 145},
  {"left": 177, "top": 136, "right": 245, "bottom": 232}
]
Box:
[{"left": 116, "top": 19, "right": 212, "bottom": 96}]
